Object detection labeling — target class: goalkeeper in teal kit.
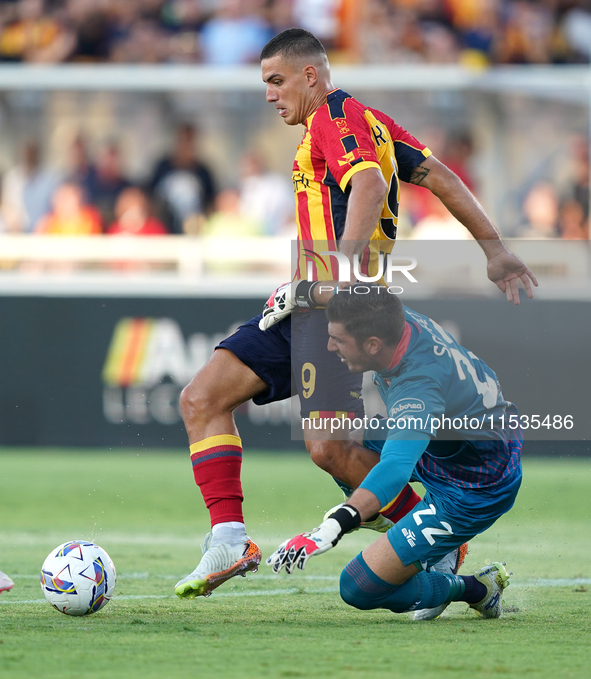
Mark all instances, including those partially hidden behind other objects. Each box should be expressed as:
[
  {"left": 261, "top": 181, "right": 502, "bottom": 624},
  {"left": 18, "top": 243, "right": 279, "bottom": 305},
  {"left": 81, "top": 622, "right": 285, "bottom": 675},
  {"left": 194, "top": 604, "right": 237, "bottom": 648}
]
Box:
[{"left": 267, "top": 286, "right": 522, "bottom": 619}]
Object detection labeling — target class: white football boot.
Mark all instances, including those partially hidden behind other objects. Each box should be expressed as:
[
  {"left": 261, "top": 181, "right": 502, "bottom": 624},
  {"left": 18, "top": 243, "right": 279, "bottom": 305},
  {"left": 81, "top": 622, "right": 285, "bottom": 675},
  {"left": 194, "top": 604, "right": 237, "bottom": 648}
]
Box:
[
  {"left": 413, "top": 542, "right": 469, "bottom": 621},
  {"left": 0, "top": 571, "right": 14, "bottom": 594},
  {"left": 469, "top": 561, "right": 511, "bottom": 618},
  {"left": 175, "top": 532, "right": 261, "bottom": 599}
]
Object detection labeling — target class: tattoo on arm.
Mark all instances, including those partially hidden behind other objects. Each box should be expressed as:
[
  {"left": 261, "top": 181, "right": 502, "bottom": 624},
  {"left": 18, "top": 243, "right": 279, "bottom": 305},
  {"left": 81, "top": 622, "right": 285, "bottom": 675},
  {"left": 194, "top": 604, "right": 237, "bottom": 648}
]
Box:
[{"left": 410, "top": 164, "right": 430, "bottom": 186}]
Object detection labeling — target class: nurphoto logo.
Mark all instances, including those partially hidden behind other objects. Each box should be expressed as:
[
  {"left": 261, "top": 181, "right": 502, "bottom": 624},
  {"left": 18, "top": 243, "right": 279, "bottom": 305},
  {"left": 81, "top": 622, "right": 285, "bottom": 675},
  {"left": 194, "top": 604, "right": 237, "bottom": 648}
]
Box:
[{"left": 305, "top": 249, "right": 418, "bottom": 294}]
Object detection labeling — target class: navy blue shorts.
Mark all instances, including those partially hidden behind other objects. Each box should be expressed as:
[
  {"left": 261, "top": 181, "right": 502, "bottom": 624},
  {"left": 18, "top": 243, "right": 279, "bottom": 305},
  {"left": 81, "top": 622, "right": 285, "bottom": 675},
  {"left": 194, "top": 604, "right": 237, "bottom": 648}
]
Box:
[{"left": 217, "top": 309, "right": 364, "bottom": 418}]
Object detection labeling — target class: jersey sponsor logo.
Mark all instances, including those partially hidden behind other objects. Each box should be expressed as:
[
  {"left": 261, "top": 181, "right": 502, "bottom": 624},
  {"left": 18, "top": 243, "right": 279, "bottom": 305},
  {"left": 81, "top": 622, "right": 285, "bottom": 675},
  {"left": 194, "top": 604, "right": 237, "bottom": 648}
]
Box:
[
  {"left": 293, "top": 172, "right": 310, "bottom": 192},
  {"left": 372, "top": 124, "right": 388, "bottom": 147},
  {"left": 335, "top": 119, "right": 351, "bottom": 135},
  {"left": 337, "top": 150, "right": 358, "bottom": 166},
  {"left": 389, "top": 398, "right": 426, "bottom": 418}
]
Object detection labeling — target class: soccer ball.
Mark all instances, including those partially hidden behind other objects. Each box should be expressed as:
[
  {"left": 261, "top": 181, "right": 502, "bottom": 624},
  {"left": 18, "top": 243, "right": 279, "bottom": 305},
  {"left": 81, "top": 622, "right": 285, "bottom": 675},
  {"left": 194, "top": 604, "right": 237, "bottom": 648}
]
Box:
[{"left": 40, "top": 541, "right": 116, "bottom": 616}]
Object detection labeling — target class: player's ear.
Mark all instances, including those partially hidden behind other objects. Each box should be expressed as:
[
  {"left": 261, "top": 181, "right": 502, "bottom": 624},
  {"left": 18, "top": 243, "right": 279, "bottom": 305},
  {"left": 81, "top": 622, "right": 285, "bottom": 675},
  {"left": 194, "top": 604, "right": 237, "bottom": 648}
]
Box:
[
  {"left": 365, "top": 337, "right": 382, "bottom": 355},
  {"left": 303, "top": 65, "right": 318, "bottom": 86}
]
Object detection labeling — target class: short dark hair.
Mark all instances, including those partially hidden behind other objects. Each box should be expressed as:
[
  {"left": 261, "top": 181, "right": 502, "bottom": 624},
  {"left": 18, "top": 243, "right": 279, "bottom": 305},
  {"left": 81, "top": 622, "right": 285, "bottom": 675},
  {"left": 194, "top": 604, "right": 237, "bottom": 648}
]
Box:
[
  {"left": 326, "top": 286, "right": 406, "bottom": 347},
  {"left": 260, "top": 28, "right": 326, "bottom": 62}
]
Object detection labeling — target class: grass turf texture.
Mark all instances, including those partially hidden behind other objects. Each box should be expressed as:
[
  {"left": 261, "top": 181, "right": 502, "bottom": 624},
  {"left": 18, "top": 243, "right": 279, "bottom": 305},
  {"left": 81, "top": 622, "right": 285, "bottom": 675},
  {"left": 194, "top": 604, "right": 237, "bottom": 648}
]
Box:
[{"left": 0, "top": 450, "right": 590, "bottom": 679}]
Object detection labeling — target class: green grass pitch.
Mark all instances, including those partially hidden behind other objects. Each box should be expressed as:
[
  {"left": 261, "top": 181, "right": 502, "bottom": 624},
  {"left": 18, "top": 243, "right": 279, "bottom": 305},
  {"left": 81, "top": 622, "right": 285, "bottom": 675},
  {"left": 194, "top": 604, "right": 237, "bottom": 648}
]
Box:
[{"left": 1, "top": 449, "right": 590, "bottom": 679}]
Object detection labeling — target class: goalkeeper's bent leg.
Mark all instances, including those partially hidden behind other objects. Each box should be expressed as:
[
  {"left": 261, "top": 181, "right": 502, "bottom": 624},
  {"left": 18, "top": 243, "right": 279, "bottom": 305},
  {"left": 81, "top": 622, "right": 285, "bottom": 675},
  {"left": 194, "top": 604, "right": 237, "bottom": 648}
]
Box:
[
  {"left": 340, "top": 553, "right": 455, "bottom": 613},
  {"left": 340, "top": 553, "right": 489, "bottom": 614}
]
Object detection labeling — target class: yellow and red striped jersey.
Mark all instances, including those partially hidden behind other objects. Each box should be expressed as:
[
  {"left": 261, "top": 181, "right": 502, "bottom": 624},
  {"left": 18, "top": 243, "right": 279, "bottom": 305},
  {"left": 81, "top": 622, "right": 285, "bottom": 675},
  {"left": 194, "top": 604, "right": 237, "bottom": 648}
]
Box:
[{"left": 293, "top": 88, "right": 431, "bottom": 280}]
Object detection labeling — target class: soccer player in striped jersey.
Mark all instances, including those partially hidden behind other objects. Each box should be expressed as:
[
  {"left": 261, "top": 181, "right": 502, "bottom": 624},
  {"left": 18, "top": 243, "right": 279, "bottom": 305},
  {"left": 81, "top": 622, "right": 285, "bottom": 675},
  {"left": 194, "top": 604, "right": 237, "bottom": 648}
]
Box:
[{"left": 174, "top": 29, "right": 536, "bottom": 602}]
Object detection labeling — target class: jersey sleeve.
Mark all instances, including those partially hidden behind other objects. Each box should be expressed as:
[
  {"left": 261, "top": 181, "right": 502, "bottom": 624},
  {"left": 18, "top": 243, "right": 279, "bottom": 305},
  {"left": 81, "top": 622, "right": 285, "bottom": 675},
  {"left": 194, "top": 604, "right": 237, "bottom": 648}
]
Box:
[
  {"left": 312, "top": 103, "right": 381, "bottom": 192},
  {"left": 387, "top": 120, "right": 432, "bottom": 183},
  {"left": 359, "top": 436, "right": 430, "bottom": 509}
]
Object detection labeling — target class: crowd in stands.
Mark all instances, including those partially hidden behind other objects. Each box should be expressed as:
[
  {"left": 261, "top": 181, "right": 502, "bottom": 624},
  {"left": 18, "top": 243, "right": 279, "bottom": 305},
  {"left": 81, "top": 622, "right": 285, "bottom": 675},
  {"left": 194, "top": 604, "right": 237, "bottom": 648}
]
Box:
[
  {"left": 0, "top": 123, "right": 296, "bottom": 238},
  {"left": 399, "top": 130, "right": 590, "bottom": 240},
  {"left": 0, "top": 122, "right": 587, "bottom": 240},
  {"left": 1, "top": 0, "right": 591, "bottom": 67}
]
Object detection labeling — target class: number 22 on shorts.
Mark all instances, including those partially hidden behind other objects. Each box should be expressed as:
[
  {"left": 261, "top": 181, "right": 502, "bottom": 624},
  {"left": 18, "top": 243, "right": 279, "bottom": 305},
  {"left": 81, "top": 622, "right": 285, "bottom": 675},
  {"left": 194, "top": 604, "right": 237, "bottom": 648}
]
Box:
[{"left": 413, "top": 504, "right": 454, "bottom": 546}]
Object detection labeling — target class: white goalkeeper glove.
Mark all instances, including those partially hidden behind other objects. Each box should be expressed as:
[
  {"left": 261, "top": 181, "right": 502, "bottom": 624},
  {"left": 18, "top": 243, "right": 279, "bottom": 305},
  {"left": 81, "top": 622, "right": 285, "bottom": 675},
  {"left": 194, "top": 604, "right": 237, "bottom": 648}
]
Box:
[
  {"left": 266, "top": 505, "right": 361, "bottom": 574},
  {"left": 258, "top": 280, "right": 320, "bottom": 331}
]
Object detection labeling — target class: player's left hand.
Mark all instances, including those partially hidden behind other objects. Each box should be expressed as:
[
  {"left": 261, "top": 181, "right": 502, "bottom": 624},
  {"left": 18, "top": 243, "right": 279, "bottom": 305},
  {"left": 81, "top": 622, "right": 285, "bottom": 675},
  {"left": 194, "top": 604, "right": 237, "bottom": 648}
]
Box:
[
  {"left": 486, "top": 250, "right": 538, "bottom": 305},
  {"left": 266, "top": 518, "right": 342, "bottom": 574},
  {"left": 266, "top": 505, "right": 361, "bottom": 574}
]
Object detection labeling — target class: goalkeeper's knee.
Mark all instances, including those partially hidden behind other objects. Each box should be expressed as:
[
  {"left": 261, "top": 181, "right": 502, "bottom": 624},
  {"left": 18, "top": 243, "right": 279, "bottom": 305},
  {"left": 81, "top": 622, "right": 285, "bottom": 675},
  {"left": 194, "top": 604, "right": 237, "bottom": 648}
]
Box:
[
  {"left": 341, "top": 553, "right": 457, "bottom": 613},
  {"left": 339, "top": 553, "right": 398, "bottom": 611}
]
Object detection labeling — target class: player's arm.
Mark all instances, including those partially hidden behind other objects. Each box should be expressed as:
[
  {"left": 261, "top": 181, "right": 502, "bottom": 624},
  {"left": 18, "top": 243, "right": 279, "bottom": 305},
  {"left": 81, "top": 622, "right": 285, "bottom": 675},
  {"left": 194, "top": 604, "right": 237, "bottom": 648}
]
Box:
[
  {"left": 259, "top": 166, "right": 387, "bottom": 328},
  {"left": 337, "top": 167, "right": 387, "bottom": 264},
  {"left": 311, "top": 167, "right": 387, "bottom": 307},
  {"left": 266, "top": 436, "right": 429, "bottom": 574},
  {"left": 410, "top": 155, "right": 538, "bottom": 305}
]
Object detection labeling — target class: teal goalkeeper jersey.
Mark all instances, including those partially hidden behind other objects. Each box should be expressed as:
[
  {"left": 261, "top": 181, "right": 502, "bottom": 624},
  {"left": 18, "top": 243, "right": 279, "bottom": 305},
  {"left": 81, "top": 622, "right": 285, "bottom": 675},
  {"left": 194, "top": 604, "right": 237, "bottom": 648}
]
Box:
[
  {"left": 359, "top": 306, "right": 522, "bottom": 503},
  {"left": 373, "top": 306, "right": 510, "bottom": 442}
]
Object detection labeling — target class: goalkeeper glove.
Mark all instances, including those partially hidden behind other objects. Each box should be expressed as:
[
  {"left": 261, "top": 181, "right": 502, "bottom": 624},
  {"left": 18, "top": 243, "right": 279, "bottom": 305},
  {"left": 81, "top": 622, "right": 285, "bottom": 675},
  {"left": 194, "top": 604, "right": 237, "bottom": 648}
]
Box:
[
  {"left": 258, "top": 280, "right": 320, "bottom": 331},
  {"left": 265, "top": 505, "right": 361, "bottom": 574}
]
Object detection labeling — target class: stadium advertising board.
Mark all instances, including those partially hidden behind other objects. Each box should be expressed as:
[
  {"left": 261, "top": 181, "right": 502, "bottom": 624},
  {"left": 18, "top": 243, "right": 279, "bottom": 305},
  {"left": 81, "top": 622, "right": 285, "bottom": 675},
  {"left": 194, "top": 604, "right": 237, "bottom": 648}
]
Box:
[
  {"left": 0, "top": 296, "right": 295, "bottom": 449},
  {"left": 0, "top": 294, "right": 589, "bottom": 453}
]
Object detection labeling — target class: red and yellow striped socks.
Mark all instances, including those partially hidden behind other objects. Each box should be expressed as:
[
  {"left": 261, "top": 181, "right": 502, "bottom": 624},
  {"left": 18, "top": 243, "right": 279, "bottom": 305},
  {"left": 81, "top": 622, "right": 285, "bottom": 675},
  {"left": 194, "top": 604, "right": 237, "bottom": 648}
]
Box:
[
  {"left": 190, "top": 434, "right": 244, "bottom": 527},
  {"left": 380, "top": 484, "right": 421, "bottom": 524}
]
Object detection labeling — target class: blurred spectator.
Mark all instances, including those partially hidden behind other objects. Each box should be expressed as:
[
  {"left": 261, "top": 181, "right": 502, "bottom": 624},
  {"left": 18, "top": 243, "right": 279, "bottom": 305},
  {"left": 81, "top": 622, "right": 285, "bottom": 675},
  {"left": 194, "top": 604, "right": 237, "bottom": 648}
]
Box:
[
  {"left": 560, "top": 6, "right": 591, "bottom": 62},
  {"left": 568, "top": 134, "right": 590, "bottom": 221},
  {"left": 1, "top": 140, "right": 61, "bottom": 232},
  {"left": 439, "top": 131, "right": 476, "bottom": 193},
  {"left": 109, "top": 18, "right": 171, "bottom": 63},
  {"left": 447, "top": 0, "right": 498, "bottom": 67},
  {"left": 36, "top": 182, "right": 102, "bottom": 235},
  {"left": 423, "top": 22, "right": 460, "bottom": 64},
  {"left": 67, "top": 134, "right": 98, "bottom": 200},
  {"left": 267, "top": 0, "right": 296, "bottom": 35},
  {"left": 292, "top": 0, "right": 341, "bottom": 49},
  {"left": 205, "top": 187, "right": 262, "bottom": 238},
  {"left": 356, "top": 1, "right": 423, "bottom": 64},
  {"left": 148, "top": 123, "right": 216, "bottom": 234},
  {"left": 239, "top": 150, "right": 294, "bottom": 235},
  {"left": 199, "top": 0, "right": 272, "bottom": 65},
  {"left": 0, "top": 0, "right": 75, "bottom": 63},
  {"left": 497, "top": 0, "right": 554, "bottom": 64},
  {"left": 107, "top": 187, "right": 168, "bottom": 235},
  {"left": 86, "top": 142, "right": 131, "bottom": 226},
  {"left": 410, "top": 189, "right": 473, "bottom": 240},
  {"left": 65, "top": 0, "right": 114, "bottom": 62},
  {"left": 518, "top": 181, "right": 559, "bottom": 238},
  {"left": 558, "top": 197, "right": 588, "bottom": 240}
]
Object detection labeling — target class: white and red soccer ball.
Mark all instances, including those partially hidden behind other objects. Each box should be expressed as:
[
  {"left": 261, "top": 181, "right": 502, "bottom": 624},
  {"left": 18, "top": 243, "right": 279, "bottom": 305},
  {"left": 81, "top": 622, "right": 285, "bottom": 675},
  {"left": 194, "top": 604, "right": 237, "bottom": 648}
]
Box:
[{"left": 40, "top": 541, "right": 116, "bottom": 616}]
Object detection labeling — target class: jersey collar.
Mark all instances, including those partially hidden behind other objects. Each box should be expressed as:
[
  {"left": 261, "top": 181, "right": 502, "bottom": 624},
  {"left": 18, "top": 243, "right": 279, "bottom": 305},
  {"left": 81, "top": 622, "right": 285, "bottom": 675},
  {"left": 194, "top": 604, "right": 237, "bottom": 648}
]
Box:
[{"left": 382, "top": 322, "right": 412, "bottom": 373}]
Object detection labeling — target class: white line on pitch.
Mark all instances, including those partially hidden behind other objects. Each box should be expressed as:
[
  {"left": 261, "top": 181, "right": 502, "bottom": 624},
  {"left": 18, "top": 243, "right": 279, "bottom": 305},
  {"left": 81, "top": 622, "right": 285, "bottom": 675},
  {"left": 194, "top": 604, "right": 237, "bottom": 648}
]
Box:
[
  {"left": 10, "top": 573, "right": 339, "bottom": 581},
  {"left": 2, "top": 579, "right": 590, "bottom": 606},
  {"left": 8, "top": 575, "right": 591, "bottom": 587},
  {"left": 0, "top": 587, "right": 340, "bottom": 605}
]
